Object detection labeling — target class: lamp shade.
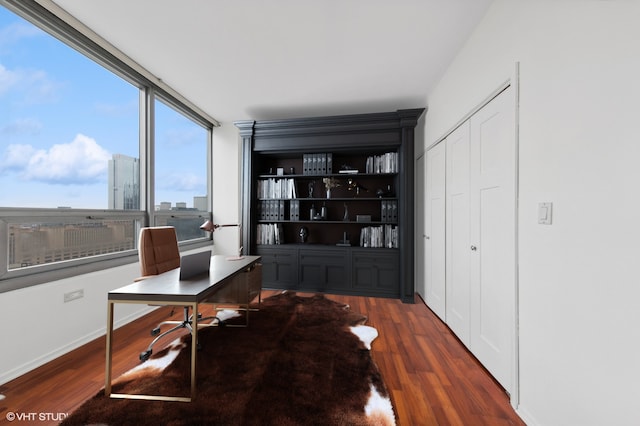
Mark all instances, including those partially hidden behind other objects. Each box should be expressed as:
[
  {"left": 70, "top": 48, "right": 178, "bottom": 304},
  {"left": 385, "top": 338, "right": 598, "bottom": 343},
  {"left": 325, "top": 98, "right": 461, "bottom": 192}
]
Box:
[{"left": 200, "top": 220, "right": 216, "bottom": 232}]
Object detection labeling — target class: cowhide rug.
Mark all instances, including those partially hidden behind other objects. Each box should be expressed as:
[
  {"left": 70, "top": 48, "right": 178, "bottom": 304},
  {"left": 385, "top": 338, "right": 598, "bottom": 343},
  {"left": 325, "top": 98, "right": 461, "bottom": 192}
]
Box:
[{"left": 62, "top": 292, "right": 395, "bottom": 425}]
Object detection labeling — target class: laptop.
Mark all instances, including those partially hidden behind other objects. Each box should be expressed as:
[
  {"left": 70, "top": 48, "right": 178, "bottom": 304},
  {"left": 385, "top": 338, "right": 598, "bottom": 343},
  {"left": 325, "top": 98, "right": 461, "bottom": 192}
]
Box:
[{"left": 179, "top": 250, "right": 212, "bottom": 280}]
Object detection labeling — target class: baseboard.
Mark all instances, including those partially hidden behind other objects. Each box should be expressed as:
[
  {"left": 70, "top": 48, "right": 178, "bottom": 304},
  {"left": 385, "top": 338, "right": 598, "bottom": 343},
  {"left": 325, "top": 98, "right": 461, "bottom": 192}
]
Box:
[
  {"left": 0, "top": 306, "right": 156, "bottom": 385},
  {"left": 516, "top": 404, "right": 540, "bottom": 426}
]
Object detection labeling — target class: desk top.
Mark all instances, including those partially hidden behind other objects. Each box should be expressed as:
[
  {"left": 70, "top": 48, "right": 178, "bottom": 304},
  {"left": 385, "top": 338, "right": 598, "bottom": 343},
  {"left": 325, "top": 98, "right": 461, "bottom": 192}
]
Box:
[{"left": 108, "top": 255, "right": 261, "bottom": 303}]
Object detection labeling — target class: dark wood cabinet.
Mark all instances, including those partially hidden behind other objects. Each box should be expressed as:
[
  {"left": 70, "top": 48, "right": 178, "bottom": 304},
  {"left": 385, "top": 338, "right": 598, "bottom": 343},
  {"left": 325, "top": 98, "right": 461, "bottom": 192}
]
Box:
[
  {"left": 236, "top": 109, "right": 424, "bottom": 302},
  {"left": 257, "top": 246, "right": 298, "bottom": 289},
  {"left": 351, "top": 248, "right": 399, "bottom": 296}
]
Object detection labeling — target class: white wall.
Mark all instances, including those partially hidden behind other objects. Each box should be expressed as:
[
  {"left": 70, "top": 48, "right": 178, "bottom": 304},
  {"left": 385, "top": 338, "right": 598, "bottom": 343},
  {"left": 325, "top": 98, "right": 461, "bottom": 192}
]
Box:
[
  {"left": 419, "top": 1, "right": 640, "bottom": 425},
  {"left": 0, "top": 124, "right": 241, "bottom": 385},
  {"left": 211, "top": 122, "right": 243, "bottom": 256},
  {"left": 0, "top": 262, "right": 150, "bottom": 384}
]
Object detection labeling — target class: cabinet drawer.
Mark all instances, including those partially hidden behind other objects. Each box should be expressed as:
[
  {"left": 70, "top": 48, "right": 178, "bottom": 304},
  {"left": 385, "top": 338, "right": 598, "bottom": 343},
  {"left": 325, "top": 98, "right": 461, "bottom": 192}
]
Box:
[
  {"left": 351, "top": 249, "right": 399, "bottom": 295},
  {"left": 298, "top": 248, "right": 348, "bottom": 291},
  {"left": 257, "top": 247, "right": 298, "bottom": 289}
]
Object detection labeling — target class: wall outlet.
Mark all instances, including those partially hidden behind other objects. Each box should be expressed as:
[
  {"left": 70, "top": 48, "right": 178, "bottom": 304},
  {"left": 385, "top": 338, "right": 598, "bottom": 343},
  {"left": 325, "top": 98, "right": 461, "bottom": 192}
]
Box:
[{"left": 64, "top": 289, "right": 84, "bottom": 303}]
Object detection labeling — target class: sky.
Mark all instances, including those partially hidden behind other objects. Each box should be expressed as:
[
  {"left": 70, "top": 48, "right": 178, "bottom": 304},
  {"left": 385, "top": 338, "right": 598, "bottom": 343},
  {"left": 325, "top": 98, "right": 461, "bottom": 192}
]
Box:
[{"left": 0, "top": 6, "right": 207, "bottom": 210}]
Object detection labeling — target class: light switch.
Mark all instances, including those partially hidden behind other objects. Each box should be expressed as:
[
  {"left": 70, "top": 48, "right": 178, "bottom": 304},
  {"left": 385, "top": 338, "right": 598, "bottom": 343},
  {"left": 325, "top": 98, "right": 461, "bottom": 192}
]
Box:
[{"left": 538, "top": 202, "right": 552, "bottom": 225}]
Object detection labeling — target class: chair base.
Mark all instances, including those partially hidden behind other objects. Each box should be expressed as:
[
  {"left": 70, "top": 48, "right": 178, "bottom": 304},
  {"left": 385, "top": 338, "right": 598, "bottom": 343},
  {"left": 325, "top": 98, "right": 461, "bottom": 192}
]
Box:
[{"left": 139, "top": 306, "right": 221, "bottom": 362}]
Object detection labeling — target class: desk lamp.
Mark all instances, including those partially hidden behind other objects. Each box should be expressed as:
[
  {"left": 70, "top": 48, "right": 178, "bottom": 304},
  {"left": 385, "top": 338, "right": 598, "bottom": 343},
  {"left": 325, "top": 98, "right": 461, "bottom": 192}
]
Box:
[{"left": 200, "top": 220, "right": 244, "bottom": 260}]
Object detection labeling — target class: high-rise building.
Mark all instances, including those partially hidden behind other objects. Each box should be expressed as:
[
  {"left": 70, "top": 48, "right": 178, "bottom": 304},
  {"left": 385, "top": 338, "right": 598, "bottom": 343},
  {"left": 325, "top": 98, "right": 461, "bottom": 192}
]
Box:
[
  {"left": 108, "top": 154, "right": 140, "bottom": 210},
  {"left": 193, "top": 196, "right": 207, "bottom": 211}
]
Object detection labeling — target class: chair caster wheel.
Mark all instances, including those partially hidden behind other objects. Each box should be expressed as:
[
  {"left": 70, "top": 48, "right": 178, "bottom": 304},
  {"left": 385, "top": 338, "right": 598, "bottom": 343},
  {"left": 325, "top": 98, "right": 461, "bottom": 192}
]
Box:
[
  {"left": 139, "top": 350, "right": 152, "bottom": 362},
  {"left": 151, "top": 327, "right": 160, "bottom": 336}
]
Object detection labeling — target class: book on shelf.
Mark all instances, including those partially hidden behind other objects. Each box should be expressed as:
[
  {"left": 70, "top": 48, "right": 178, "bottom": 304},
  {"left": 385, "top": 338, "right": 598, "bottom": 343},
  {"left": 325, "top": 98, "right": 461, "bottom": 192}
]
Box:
[
  {"left": 381, "top": 200, "right": 398, "bottom": 223},
  {"left": 259, "top": 200, "right": 287, "bottom": 220},
  {"left": 257, "top": 178, "right": 297, "bottom": 199},
  {"left": 303, "top": 153, "right": 333, "bottom": 175},
  {"left": 359, "top": 224, "right": 398, "bottom": 248},
  {"left": 365, "top": 152, "right": 398, "bottom": 174},
  {"left": 289, "top": 200, "right": 300, "bottom": 221},
  {"left": 256, "top": 223, "right": 284, "bottom": 245}
]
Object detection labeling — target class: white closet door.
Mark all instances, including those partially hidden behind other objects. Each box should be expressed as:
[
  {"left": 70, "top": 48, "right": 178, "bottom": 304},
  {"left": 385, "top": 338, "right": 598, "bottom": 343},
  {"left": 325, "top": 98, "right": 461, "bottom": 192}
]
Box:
[
  {"left": 469, "top": 86, "right": 516, "bottom": 393},
  {"left": 415, "top": 154, "right": 427, "bottom": 299},
  {"left": 424, "top": 141, "right": 446, "bottom": 320},
  {"left": 445, "top": 121, "right": 471, "bottom": 347}
]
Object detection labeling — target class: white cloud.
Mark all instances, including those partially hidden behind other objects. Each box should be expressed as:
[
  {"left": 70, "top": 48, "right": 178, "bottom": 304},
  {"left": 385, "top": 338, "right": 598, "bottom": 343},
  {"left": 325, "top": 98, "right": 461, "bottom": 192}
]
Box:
[
  {"left": 0, "top": 134, "right": 111, "bottom": 184},
  {"left": 1, "top": 117, "right": 43, "bottom": 135},
  {"left": 0, "top": 63, "right": 20, "bottom": 95},
  {"left": 0, "top": 62, "right": 61, "bottom": 104},
  {"left": 0, "top": 22, "right": 44, "bottom": 50},
  {"left": 1, "top": 143, "right": 36, "bottom": 170},
  {"left": 157, "top": 171, "right": 205, "bottom": 192},
  {"left": 160, "top": 127, "right": 203, "bottom": 148},
  {"left": 94, "top": 98, "right": 138, "bottom": 117}
]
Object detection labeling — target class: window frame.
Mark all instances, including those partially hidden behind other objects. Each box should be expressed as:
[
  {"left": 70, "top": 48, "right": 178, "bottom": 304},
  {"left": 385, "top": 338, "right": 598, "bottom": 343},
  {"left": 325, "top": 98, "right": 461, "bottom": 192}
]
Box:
[{"left": 0, "top": 1, "right": 217, "bottom": 293}]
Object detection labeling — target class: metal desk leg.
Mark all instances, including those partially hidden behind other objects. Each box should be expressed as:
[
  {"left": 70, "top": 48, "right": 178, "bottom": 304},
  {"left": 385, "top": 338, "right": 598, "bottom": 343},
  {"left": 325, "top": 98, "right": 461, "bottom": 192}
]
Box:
[
  {"left": 190, "top": 302, "right": 198, "bottom": 400},
  {"left": 105, "top": 300, "right": 114, "bottom": 397}
]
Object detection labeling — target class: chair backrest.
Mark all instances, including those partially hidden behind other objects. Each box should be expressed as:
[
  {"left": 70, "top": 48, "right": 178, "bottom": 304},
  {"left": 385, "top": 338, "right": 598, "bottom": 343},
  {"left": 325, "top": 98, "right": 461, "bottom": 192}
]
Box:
[{"left": 138, "top": 226, "right": 180, "bottom": 276}]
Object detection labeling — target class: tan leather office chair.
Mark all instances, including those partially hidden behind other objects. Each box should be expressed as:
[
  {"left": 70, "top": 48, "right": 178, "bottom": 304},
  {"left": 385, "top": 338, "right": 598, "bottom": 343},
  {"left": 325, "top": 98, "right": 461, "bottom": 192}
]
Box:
[{"left": 136, "top": 226, "right": 218, "bottom": 362}]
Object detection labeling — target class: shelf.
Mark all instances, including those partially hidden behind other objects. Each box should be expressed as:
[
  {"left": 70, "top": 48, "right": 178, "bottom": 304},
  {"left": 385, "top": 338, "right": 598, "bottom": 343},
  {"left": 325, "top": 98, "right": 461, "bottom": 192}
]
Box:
[
  {"left": 257, "top": 173, "right": 397, "bottom": 179},
  {"left": 257, "top": 220, "right": 397, "bottom": 225},
  {"left": 257, "top": 197, "right": 397, "bottom": 202},
  {"left": 237, "top": 108, "right": 425, "bottom": 302},
  {"left": 257, "top": 243, "right": 399, "bottom": 250}
]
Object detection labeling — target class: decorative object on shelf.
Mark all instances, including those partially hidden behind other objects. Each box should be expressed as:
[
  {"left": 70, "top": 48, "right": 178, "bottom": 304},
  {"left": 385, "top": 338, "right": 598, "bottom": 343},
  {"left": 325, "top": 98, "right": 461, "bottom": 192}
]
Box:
[
  {"left": 308, "top": 181, "right": 315, "bottom": 198},
  {"left": 356, "top": 215, "right": 371, "bottom": 223},
  {"left": 339, "top": 164, "right": 359, "bottom": 174},
  {"left": 377, "top": 184, "right": 395, "bottom": 198},
  {"left": 299, "top": 226, "right": 308, "bottom": 243},
  {"left": 343, "top": 203, "right": 349, "bottom": 221},
  {"left": 276, "top": 167, "right": 284, "bottom": 176},
  {"left": 323, "top": 177, "right": 340, "bottom": 198},
  {"left": 200, "top": 219, "right": 243, "bottom": 260},
  {"left": 290, "top": 167, "right": 295, "bottom": 174},
  {"left": 347, "top": 178, "right": 366, "bottom": 197},
  {"left": 321, "top": 202, "right": 327, "bottom": 220},
  {"left": 310, "top": 204, "right": 316, "bottom": 221},
  {"left": 385, "top": 184, "right": 395, "bottom": 197},
  {"left": 337, "top": 231, "right": 351, "bottom": 247}
]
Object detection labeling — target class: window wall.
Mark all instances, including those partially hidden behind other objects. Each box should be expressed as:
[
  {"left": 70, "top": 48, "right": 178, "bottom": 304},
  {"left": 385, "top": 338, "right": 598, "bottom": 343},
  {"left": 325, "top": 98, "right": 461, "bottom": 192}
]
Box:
[
  {"left": 0, "top": 2, "right": 215, "bottom": 290},
  {"left": 153, "top": 98, "right": 210, "bottom": 242}
]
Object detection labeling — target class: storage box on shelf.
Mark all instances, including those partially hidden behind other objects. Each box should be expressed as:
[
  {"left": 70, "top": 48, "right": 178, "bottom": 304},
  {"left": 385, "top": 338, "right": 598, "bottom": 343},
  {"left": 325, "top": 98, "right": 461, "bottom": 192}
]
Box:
[{"left": 236, "top": 108, "right": 424, "bottom": 302}]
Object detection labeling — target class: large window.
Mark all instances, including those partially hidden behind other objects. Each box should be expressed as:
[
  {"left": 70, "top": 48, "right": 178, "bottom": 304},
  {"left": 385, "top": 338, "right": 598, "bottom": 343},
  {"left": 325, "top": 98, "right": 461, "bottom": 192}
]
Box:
[
  {"left": 0, "top": 12, "right": 140, "bottom": 209},
  {"left": 153, "top": 98, "right": 210, "bottom": 241},
  {"left": 0, "top": 3, "right": 215, "bottom": 290}
]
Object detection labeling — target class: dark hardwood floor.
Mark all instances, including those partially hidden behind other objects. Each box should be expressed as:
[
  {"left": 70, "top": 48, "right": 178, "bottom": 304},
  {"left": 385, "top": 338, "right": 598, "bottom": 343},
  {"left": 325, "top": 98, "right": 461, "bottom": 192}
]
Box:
[{"left": 0, "top": 291, "right": 525, "bottom": 425}]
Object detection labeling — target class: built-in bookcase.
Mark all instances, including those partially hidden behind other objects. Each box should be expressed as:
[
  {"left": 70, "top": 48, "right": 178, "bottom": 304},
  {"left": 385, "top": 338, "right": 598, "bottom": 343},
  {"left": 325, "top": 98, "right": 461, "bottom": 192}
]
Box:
[{"left": 235, "top": 108, "right": 424, "bottom": 302}]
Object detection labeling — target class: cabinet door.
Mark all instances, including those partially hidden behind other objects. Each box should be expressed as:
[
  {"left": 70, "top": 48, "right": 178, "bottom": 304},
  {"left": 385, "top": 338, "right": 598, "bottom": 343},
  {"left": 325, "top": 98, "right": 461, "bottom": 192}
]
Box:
[
  {"left": 424, "top": 142, "right": 446, "bottom": 321},
  {"left": 257, "top": 247, "right": 298, "bottom": 289},
  {"left": 351, "top": 249, "right": 399, "bottom": 297},
  {"left": 298, "top": 249, "right": 348, "bottom": 292},
  {"left": 445, "top": 121, "right": 471, "bottom": 347},
  {"left": 469, "top": 86, "right": 516, "bottom": 394}
]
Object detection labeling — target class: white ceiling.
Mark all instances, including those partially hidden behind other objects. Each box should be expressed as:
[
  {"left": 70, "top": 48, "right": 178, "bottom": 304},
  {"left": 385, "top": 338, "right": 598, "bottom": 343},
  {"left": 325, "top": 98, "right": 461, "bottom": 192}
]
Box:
[{"left": 51, "top": 0, "right": 493, "bottom": 124}]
